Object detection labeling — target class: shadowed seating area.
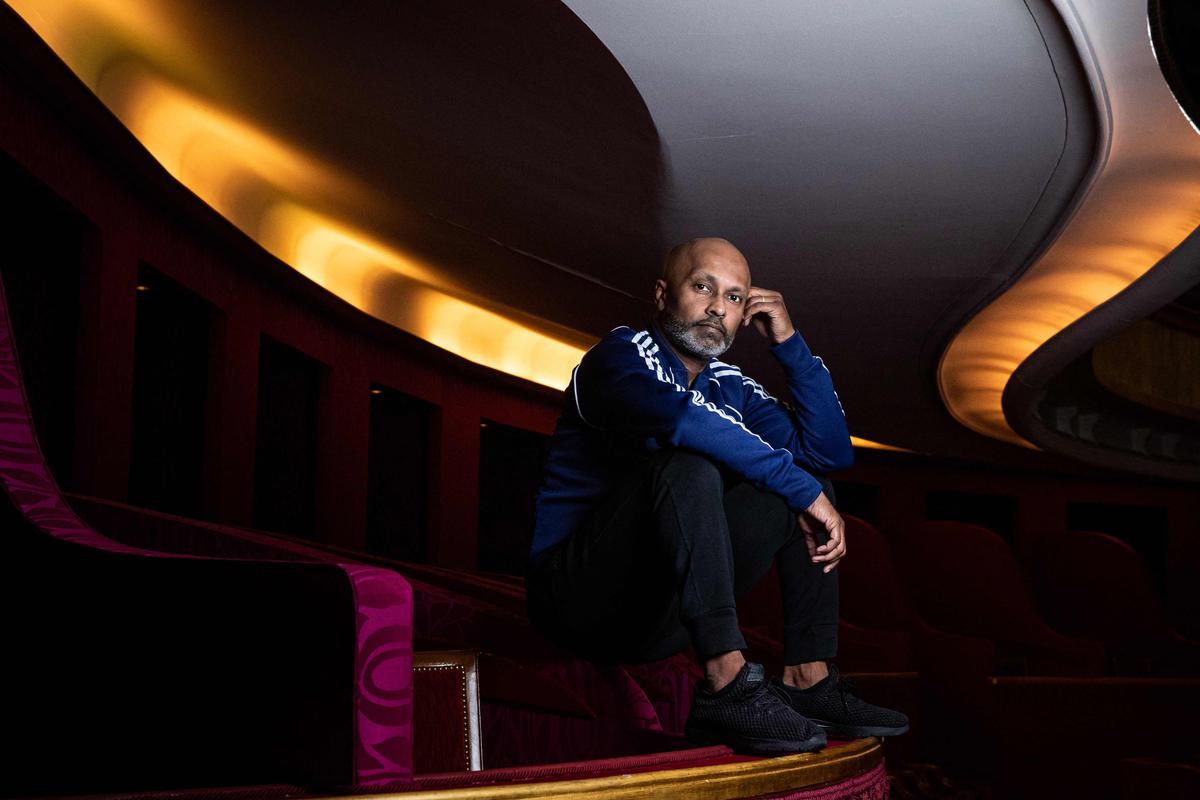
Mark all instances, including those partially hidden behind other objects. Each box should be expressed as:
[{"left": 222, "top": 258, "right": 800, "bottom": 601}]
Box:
[
  {"left": 4, "top": 3, "right": 1200, "bottom": 799},
  {"left": 0, "top": 264, "right": 887, "bottom": 797},
  {"left": 1033, "top": 529, "right": 1200, "bottom": 675},
  {"left": 893, "top": 520, "right": 1104, "bottom": 677},
  {"left": 0, "top": 281, "right": 417, "bottom": 794}
]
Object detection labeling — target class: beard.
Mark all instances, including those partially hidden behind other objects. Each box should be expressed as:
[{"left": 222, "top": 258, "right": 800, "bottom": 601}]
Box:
[{"left": 659, "top": 309, "right": 735, "bottom": 360}]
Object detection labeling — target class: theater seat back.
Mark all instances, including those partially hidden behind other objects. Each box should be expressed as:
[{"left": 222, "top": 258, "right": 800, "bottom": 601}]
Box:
[
  {"left": 1035, "top": 530, "right": 1172, "bottom": 647},
  {"left": 838, "top": 515, "right": 909, "bottom": 630},
  {"left": 0, "top": 266, "right": 415, "bottom": 790},
  {"left": 895, "top": 520, "right": 1043, "bottom": 643}
]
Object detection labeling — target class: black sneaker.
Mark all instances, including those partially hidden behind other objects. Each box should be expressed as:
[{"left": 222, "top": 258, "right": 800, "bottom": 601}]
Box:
[
  {"left": 685, "top": 662, "right": 827, "bottom": 755},
  {"left": 770, "top": 664, "right": 909, "bottom": 738}
]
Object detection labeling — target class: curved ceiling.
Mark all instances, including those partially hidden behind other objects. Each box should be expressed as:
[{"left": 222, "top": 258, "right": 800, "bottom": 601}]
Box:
[
  {"left": 6, "top": 0, "right": 662, "bottom": 388},
  {"left": 6, "top": 0, "right": 1200, "bottom": 473},
  {"left": 992, "top": 0, "right": 1200, "bottom": 480},
  {"left": 941, "top": 0, "right": 1200, "bottom": 454},
  {"left": 564, "top": 0, "right": 1074, "bottom": 459}
]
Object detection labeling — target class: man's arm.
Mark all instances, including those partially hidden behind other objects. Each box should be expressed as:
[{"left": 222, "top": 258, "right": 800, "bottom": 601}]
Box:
[
  {"left": 735, "top": 333, "right": 854, "bottom": 473},
  {"left": 736, "top": 288, "right": 853, "bottom": 473},
  {"left": 738, "top": 287, "right": 852, "bottom": 571},
  {"left": 574, "top": 329, "right": 826, "bottom": 516}
]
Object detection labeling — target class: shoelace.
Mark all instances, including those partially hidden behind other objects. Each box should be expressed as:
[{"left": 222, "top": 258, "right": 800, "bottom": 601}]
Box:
[
  {"left": 750, "top": 681, "right": 787, "bottom": 714},
  {"left": 835, "top": 674, "right": 861, "bottom": 713},
  {"left": 775, "top": 666, "right": 862, "bottom": 714},
  {"left": 766, "top": 680, "right": 794, "bottom": 706}
]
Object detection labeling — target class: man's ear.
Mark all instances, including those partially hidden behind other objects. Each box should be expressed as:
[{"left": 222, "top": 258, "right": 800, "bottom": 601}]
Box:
[{"left": 654, "top": 279, "right": 667, "bottom": 311}]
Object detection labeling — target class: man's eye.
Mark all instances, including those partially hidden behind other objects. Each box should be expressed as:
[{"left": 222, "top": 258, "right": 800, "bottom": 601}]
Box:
[
  {"left": 694, "top": 283, "right": 710, "bottom": 293},
  {"left": 728, "top": 294, "right": 742, "bottom": 304}
]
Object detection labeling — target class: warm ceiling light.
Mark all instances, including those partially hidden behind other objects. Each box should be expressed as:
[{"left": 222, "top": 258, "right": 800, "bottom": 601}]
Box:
[
  {"left": 7, "top": 0, "right": 196, "bottom": 89},
  {"left": 849, "top": 436, "right": 912, "bottom": 453},
  {"left": 939, "top": 2, "right": 1200, "bottom": 448},
  {"left": 7, "top": 0, "right": 587, "bottom": 391},
  {"left": 10, "top": 2, "right": 933, "bottom": 442}
]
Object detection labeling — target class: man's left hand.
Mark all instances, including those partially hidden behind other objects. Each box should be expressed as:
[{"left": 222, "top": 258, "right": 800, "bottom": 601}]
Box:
[
  {"left": 742, "top": 287, "right": 796, "bottom": 345},
  {"left": 801, "top": 492, "right": 847, "bottom": 573}
]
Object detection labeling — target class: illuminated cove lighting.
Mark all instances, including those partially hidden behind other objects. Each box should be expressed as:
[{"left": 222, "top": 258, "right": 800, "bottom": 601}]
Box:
[
  {"left": 939, "top": 2, "right": 1200, "bottom": 447},
  {"left": 9, "top": 0, "right": 586, "bottom": 390},
  {"left": 850, "top": 437, "right": 909, "bottom": 453},
  {"left": 11, "top": 1, "right": 908, "bottom": 450}
]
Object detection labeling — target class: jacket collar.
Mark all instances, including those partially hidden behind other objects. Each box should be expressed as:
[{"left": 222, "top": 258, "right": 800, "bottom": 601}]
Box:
[{"left": 648, "top": 322, "right": 716, "bottom": 389}]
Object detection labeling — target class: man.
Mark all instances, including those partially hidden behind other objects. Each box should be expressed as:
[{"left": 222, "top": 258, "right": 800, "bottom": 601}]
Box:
[{"left": 527, "top": 238, "right": 907, "bottom": 754}]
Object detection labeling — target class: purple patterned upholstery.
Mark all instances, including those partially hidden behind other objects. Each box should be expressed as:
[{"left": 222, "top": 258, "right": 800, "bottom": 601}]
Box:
[
  {"left": 0, "top": 277, "right": 413, "bottom": 790},
  {"left": 58, "top": 496, "right": 417, "bottom": 783},
  {"left": 341, "top": 563, "right": 414, "bottom": 783},
  {"left": 70, "top": 493, "right": 708, "bottom": 768}
]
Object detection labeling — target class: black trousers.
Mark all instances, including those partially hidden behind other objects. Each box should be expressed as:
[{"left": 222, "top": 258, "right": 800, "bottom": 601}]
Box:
[{"left": 527, "top": 449, "right": 839, "bottom": 665}]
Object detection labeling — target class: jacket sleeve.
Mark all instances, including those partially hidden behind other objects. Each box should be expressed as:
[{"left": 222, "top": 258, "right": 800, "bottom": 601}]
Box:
[
  {"left": 573, "top": 330, "right": 825, "bottom": 514},
  {"left": 736, "top": 332, "right": 854, "bottom": 473}
]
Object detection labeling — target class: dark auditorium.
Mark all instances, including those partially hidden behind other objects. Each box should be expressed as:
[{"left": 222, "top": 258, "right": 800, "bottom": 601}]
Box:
[{"left": 3, "top": 2, "right": 1200, "bottom": 799}]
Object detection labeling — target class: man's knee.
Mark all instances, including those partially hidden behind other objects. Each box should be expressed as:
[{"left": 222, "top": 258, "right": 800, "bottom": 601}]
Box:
[{"left": 650, "top": 449, "right": 723, "bottom": 493}]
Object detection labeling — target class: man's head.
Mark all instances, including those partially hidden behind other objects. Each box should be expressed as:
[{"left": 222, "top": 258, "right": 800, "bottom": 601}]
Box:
[{"left": 655, "top": 238, "right": 752, "bottom": 362}]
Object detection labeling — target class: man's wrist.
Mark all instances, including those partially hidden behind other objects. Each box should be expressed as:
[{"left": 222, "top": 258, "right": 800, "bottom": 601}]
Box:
[
  {"left": 770, "top": 329, "right": 807, "bottom": 358},
  {"left": 771, "top": 326, "right": 797, "bottom": 346}
]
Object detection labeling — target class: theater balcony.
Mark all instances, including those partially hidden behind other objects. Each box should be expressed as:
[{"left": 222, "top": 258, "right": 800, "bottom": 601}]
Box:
[{"left": 1, "top": 2, "right": 1198, "bottom": 800}]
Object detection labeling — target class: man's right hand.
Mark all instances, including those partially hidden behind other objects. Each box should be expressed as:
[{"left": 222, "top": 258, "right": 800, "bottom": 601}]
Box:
[{"left": 800, "top": 492, "right": 847, "bottom": 574}]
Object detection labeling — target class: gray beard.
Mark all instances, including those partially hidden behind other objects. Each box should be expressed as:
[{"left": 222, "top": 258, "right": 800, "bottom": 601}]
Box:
[{"left": 659, "top": 311, "right": 734, "bottom": 360}]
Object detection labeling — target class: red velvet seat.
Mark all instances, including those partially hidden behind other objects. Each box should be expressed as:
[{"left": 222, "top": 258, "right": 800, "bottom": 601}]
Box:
[
  {"left": 0, "top": 277, "right": 414, "bottom": 794},
  {"left": 70, "top": 493, "right": 704, "bottom": 768},
  {"left": 736, "top": 515, "right": 914, "bottom": 672},
  {"left": 893, "top": 520, "right": 1103, "bottom": 676},
  {"left": 835, "top": 515, "right": 916, "bottom": 671},
  {"left": 1120, "top": 755, "right": 1200, "bottom": 800},
  {"left": 1033, "top": 530, "right": 1200, "bottom": 675}
]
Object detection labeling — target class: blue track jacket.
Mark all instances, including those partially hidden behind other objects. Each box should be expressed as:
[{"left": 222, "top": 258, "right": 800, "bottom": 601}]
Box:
[{"left": 530, "top": 323, "right": 854, "bottom": 564}]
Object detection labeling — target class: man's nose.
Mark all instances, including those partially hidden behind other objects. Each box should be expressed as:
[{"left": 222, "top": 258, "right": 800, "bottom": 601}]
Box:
[{"left": 707, "top": 297, "right": 726, "bottom": 317}]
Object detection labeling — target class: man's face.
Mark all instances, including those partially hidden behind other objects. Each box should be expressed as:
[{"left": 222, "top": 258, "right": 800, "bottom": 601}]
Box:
[{"left": 655, "top": 247, "right": 751, "bottom": 361}]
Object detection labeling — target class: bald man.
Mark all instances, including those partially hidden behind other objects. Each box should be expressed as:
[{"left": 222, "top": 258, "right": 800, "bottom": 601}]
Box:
[{"left": 527, "top": 238, "right": 907, "bottom": 754}]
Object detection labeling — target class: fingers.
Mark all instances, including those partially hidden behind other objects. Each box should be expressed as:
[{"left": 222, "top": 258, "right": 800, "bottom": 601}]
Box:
[
  {"left": 803, "top": 492, "right": 847, "bottom": 572},
  {"left": 746, "top": 286, "right": 784, "bottom": 302},
  {"left": 797, "top": 513, "right": 818, "bottom": 557},
  {"left": 742, "top": 287, "right": 796, "bottom": 344},
  {"left": 814, "top": 516, "right": 846, "bottom": 573},
  {"left": 741, "top": 288, "right": 786, "bottom": 327}
]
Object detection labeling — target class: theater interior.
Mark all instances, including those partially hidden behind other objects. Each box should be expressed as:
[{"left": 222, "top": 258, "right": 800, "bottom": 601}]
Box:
[{"left": 2, "top": 1, "right": 1199, "bottom": 799}]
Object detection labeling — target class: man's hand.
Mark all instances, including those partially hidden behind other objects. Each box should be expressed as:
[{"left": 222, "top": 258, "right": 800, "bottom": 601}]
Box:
[
  {"left": 800, "top": 492, "right": 847, "bottom": 573},
  {"left": 742, "top": 286, "right": 797, "bottom": 345}
]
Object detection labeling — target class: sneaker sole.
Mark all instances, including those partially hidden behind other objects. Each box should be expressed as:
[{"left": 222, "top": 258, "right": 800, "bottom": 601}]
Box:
[
  {"left": 684, "top": 724, "right": 827, "bottom": 755},
  {"left": 811, "top": 720, "right": 910, "bottom": 738}
]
